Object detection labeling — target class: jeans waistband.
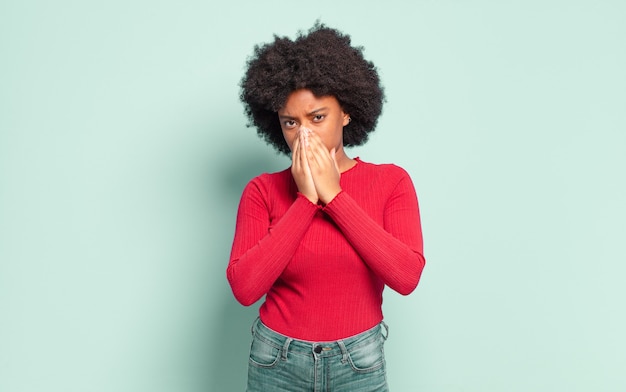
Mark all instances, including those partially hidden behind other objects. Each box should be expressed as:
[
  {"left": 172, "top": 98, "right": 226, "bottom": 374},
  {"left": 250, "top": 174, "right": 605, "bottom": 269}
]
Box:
[{"left": 251, "top": 318, "right": 388, "bottom": 359}]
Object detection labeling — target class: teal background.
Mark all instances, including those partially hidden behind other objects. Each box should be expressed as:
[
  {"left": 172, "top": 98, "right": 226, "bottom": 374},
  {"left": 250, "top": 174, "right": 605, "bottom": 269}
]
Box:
[{"left": 1, "top": 1, "right": 625, "bottom": 391}]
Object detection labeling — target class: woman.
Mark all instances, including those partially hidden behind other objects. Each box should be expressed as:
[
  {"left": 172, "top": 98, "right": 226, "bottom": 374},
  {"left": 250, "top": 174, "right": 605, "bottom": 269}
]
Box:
[{"left": 227, "top": 23, "right": 425, "bottom": 391}]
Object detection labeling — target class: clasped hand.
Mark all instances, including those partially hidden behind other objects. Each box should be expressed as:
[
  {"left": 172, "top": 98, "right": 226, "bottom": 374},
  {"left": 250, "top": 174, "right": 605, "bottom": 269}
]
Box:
[{"left": 291, "top": 128, "right": 341, "bottom": 205}]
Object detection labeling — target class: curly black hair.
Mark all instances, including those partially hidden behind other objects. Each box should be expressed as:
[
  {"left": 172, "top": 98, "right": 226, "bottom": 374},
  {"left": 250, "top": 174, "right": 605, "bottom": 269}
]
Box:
[{"left": 239, "top": 23, "right": 385, "bottom": 155}]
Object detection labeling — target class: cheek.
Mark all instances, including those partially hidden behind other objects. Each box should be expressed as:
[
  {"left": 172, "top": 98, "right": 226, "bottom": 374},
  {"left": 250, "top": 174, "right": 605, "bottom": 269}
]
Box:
[
  {"left": 323, "top": 126, "right": 344, "bottom": 147},
  {"left": 282, "top": 130, "right": 296, "bottom": 151}
]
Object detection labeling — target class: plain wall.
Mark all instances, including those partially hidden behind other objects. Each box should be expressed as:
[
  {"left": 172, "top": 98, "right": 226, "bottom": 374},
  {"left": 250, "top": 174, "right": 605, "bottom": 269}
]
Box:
[{"left": 1, "top": 1, "right": 625, "bottom": 391}]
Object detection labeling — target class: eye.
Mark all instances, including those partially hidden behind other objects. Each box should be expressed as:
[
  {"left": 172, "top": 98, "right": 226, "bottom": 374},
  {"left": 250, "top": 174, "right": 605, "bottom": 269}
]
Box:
[
  {"left": 312, "top": 114, "right": 325, "bottom": 122},
  {"left": 283, "top": 120, "right": 297, "bottom": 128}
]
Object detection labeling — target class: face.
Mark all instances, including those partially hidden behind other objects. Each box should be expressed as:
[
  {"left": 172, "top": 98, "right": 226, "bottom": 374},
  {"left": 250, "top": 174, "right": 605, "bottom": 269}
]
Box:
[{"left": 277, "top": 89, "right": 350, "bottom": 152}]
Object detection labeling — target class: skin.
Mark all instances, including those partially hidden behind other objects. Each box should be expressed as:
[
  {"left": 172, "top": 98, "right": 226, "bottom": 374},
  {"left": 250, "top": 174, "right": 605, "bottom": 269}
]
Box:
[{"left": 277, "top": 89, "right": 355, "bottom": 205}]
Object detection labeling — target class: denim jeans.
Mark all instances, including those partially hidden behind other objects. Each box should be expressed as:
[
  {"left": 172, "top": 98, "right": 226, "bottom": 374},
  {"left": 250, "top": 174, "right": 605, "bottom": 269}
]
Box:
[{"left": 246, "top": 318, "right": 389, "bottom": 392}]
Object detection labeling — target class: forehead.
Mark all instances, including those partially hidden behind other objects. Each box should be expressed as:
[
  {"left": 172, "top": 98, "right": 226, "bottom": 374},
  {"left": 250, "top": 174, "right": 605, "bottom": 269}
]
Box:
[{"left": 278, "top": 89, "right": 340, "bottom": 115}]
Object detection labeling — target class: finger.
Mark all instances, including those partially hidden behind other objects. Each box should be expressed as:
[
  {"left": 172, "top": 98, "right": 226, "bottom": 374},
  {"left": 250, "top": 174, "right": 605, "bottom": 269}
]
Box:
[
  {"left": 306, "top": 132, "right": 332, "bottom": 168},
  {"left": 293, "top": 133, "right": 308, "bottom": 176},
  {"left": 307, "top": 131, "right": 330, "bottom": 156},
  {"left": 299, "top": 130, "right": 310, "bottom": 172},
  {"left": 330, "top": 147, "right": 340, "bottom": 172},
  {"left": 291, "top": 132, "right": 300, "bottom": 165}
]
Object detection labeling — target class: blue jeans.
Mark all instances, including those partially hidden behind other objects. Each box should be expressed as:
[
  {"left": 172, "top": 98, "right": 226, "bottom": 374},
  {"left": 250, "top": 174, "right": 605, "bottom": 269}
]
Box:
[{"left": 246, "top": 318, "right": 389, "bottom": 392}]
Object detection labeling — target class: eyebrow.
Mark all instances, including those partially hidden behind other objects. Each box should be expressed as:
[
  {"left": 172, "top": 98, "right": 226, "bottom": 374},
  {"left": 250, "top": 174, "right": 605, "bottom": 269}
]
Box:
[{"left": 278, "top": 107, "right": 329, "bottom": 119}]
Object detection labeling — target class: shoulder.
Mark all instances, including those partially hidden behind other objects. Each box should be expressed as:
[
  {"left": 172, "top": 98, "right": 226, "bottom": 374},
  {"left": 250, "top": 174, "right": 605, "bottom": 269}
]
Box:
[
  {"left": 355, "top": 158, "right": 413, "bottom": 181},
  {"left": 352, "top": 159, "right": 417, "bottom": 198},
  {"left": 242, "top": 167, "right": 293, "bottom": 197},
  {"left": 249, "top": 167, "right": 291, "bottom": 186}
]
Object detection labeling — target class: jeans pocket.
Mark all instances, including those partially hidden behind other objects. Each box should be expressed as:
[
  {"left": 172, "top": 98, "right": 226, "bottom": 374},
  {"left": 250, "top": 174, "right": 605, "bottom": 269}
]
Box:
[
  {"left": 249, "top": 335, "right": 281, "bottom": 369},
  {"left": 346, "top": 335, "right": 385, "bottom": 374}
]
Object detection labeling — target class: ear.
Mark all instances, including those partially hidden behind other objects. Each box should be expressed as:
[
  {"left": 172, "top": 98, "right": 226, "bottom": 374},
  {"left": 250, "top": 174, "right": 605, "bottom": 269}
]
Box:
[{"left": 342, "top": 112, "right": 351, "bottom": 127}]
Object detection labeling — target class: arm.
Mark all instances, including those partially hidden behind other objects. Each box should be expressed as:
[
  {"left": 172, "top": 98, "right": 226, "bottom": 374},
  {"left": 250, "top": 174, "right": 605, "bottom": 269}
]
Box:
[
  {"left": 323, "top": 171, "right": 425, "bottom": 295},
  {"left": 227, "top": 179, "right": 319, "bottom": 306},
  {"left": 228, "top": 131, "right": 320, "bottom": 305},
  {"left": 302, "top": 130, "right": 425, "bottom": 294}
]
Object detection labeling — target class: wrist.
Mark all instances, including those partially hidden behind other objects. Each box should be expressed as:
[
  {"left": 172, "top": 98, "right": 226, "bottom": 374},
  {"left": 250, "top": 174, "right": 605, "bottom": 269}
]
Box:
[
  {"left": 297, "top": 192, "right": 319, "bottom": 204},
  {"left": 319, "top": 188, "right": 341, "bottom": 205}
]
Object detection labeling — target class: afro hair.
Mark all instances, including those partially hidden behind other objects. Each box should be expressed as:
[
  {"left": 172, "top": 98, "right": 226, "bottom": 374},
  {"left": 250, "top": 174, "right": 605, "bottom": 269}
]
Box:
[{"left": 239, "top": 23, "right": 385, "bottom": 155}]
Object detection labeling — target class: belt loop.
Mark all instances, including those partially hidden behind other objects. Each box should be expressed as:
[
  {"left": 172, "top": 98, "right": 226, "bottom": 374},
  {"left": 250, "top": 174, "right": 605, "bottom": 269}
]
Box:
[
  {"left": 381, "top": 321, "right": 389, "bottom": 341},
  {"left": 251, "top": 317, "right": 260, "bottom": 336},
  {"left": 337, "top": 340, "right": 349, "bottom": 364},
  {"left": 281, "top": 338, "right": 292, "bottom": 361}
]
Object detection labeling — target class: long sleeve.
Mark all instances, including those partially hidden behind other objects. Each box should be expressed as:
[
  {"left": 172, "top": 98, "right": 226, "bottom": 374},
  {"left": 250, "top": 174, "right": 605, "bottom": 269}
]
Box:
[
  {"left": 225, "top": 160, "right": 425, "bottom": 341},
  {"left": 323, "top": 168, "right": 425, "bottom": 295},
  {"left": 227, "top": 176, "right": 319, "bottom": 305}
]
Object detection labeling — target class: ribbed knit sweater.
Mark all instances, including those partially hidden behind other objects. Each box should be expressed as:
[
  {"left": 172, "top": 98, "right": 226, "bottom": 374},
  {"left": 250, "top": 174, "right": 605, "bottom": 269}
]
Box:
[{"left": 227, "top": 158, "right": 425, "bottom": 341}]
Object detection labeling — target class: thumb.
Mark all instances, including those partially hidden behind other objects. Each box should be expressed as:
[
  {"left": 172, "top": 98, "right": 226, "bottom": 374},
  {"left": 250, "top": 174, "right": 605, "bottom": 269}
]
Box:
[{"left": 330, "top": 148, "right": 340, "bottom": 172}]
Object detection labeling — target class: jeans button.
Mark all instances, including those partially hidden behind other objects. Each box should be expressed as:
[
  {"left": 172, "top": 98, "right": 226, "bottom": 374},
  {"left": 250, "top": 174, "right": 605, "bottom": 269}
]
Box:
[{"left": 313, "top": 345, "right": 322, "bottom": 354}]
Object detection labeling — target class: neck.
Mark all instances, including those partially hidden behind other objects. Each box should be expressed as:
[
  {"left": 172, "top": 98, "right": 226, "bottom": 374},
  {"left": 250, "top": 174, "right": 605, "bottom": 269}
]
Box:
[{"left": 334, "top": 148, "right": 357, "bottom": 173}]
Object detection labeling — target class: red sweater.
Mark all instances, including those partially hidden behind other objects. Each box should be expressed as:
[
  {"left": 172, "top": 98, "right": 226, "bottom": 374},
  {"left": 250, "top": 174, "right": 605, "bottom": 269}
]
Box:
[{"left": 227, "top": 158, "right": 425, "bottom": 341}]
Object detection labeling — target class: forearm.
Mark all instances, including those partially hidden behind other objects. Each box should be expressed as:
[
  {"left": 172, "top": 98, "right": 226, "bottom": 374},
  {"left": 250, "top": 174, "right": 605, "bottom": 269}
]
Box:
[
  {"left": 323, "top": 191, "right": 425, "bottom": 295},
  {"left": 227, "top": 194, "right": 319, "bottom": 305}
]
